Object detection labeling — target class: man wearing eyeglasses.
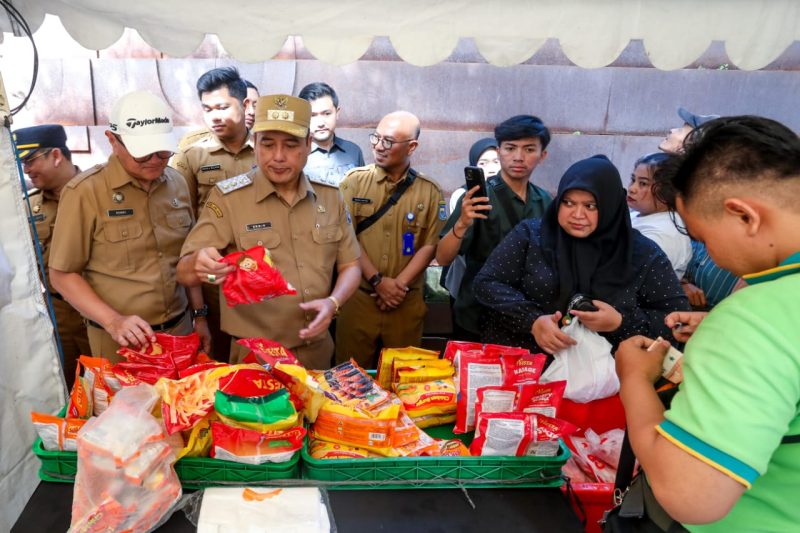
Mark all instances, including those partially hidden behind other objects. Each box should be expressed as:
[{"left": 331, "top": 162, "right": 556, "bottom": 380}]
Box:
[
  {"left": 14, "top": 124, "right": 90, "bottom": 380},
  {"left": 49, "top": 91, "right": 210, "bottom": 361},
  {"left": 335, "top": 111, "right": 446, "bottom": 367}
]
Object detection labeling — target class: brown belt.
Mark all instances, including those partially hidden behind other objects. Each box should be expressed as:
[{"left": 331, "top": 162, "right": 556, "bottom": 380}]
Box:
[{"left": 85, "top": 310, "right": 187, "bottom": 333}]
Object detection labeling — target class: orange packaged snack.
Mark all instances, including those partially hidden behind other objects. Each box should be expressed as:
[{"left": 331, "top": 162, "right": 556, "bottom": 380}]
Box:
[{"left": 220, "top": 246, "right": 296, "bottom": 307}]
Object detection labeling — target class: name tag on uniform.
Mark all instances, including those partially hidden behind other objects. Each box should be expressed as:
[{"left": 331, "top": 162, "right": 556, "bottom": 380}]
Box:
[
  {"left": 107, "top": 209, "right": 134, "bottom": 217},
  {"left": 200, "top": 164, "right": 222, "bottom": 172},
  {"left": 31, "top": 214, "right": 45, "bottom": 222},
  {"left": 352, "top": 197, "right": 372, "bottom": 204},
  {"left": 246, "top": 222, "right": 272, "bottom": 231}
]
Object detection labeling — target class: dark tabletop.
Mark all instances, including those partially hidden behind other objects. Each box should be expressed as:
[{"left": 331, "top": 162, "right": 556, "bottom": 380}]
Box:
[{"left": 12, "top": 481, "right": 584, "bottom": 532}]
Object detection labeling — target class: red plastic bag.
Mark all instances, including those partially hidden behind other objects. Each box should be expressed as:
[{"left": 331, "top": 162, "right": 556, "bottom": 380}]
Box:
[{"left": 221, "top": 246, "right": 296, "bottom": 307}]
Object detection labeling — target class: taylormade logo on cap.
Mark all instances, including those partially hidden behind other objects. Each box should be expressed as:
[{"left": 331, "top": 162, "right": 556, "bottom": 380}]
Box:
[{"left": 124, "top": 117, "right": 170, "bottom": 129}]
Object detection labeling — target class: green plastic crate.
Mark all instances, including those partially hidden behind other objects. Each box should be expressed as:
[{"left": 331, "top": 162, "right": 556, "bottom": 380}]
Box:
[
  {"left": 301, "top": 424, "right": 570, "bottom": 490},
  {"left": 32, "top": 438, "right": 300, "bottom": 489}
]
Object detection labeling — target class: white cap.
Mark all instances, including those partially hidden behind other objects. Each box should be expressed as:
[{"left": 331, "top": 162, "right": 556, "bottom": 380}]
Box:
[{"left": 108, "top": 91, "right": 177, "bottom": 157}]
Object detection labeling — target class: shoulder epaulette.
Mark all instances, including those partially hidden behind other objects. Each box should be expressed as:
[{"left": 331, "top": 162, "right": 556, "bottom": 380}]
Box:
[
  {"left": 412, "top": 171, "right": 443, "bottom": 191},
  {"left": 216, "top": 173, "right": 253, "bottom": 194},
  {"left": 66, "top": 164, "right": 104, "bottom": 189}
]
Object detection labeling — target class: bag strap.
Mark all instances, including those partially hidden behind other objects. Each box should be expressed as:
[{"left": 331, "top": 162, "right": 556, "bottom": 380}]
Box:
[
  {"left": 355, "top": 168, "right": 417, "bottom": 236},
  {"left": 781, "top": 434, "right": 800, "bottom": 444}
]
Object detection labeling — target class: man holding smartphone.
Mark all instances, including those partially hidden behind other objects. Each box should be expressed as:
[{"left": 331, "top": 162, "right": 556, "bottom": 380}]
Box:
[{"left": 436, "top": 115, "right": 552, "bottom": 341}]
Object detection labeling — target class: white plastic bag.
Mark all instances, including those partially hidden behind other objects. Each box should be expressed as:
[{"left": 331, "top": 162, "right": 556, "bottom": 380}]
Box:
[{"left": 540, "top": 319, "right": 619, "bottom": 403}]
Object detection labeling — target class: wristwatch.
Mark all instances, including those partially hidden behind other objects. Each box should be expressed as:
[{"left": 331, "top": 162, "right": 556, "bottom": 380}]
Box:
[
  {"left": 368, "top": 272, "right": 383, "bottom": 288},
  {"left": 192, "top": 304, "right": 209, "bottom": 319}
]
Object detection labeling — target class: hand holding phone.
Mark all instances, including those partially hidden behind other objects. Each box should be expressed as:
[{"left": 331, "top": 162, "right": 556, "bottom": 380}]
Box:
[{"left": 464, "top": 166, "right": 488, "bottom": 203}]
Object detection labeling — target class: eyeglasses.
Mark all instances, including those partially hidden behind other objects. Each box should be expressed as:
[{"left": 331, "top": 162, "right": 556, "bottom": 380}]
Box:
[
  {"left": 369, "top": 133, "right": 414, "bottom": 150},
  {"left": 114, "top": 135, "right": 173, "bottom": 163},
  {"left": 21, "top": 148, "right": 53, "bottom": 166}
]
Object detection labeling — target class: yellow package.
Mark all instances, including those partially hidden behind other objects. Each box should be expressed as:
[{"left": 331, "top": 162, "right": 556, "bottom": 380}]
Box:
[
  {"left": 308, "top": 436, "right": 380, "bottom": 459},
  {"left": 395, "top": 379, "right": 457, "bottom": 418},
  {"left": 394, "top": 360, "right": 455, "bottom": 385},
  {"left": 176, "top": 417, "right": 212, "bottom": 459},
  {"left": 274, "top": 363, "right": 328, "bottom": 422},
  {"left": 376, "top": 347, "right": 439, "bottom": 389},
  {"left": 410, "top": 412, "right": 457, "bottom": 429},
  {"left": 216, "top": 411, "right": 300, "bottom": 432}
]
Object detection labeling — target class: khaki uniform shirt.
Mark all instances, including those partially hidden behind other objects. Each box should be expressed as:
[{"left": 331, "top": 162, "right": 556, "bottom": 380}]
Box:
[
  {"left": 340, "top": 164, "right": 446, "bottom": 290},
  {"left": 171, "top": 132, "right": 255, "bottom": 214},
  {"left": 28, "top": 189, "right": 60, "bottom": 293},
  {"left": 180, "top": 168, "right": 360, "bottom": 349},
  {"left": 49, "top": 156, "right": 194, "bottom": 324},
  {"left": 177, "top": 127, "right": 213, "bottom": 151}
]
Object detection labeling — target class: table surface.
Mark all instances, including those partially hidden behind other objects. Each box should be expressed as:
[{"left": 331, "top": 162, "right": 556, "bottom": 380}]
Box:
[{"left": 12, "top": 481, "right": 584, "bottom": 532}]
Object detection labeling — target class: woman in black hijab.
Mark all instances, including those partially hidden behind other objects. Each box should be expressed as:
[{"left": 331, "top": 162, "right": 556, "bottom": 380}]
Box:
[{"left": 473, "top": 155, "right": 688, "bottom": 354}]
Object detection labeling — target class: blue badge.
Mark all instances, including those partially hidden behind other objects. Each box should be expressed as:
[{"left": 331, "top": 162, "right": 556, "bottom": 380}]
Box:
[
  {"left": 406, "top": 211, "right": 415, "bottom": 222},
  {"left": 346, "top": 210, "right": 352, "bottom": 225},
  {"left": 402, "top": 231, "right": 414, "bottom": 256},
  {"left": 438, "top": 201, "right": 447, "bottom": 220}
]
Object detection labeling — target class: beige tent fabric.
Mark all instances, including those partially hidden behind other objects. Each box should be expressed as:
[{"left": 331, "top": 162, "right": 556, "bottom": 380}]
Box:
[{"left": 4, "top": 0, "right": 798, "bottom": 70}]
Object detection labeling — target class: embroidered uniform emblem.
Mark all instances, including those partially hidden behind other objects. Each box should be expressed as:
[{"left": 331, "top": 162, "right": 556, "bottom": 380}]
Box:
[
  {"left": 206, "top": 202, "right": 223, "bottom": 218},
  {"left": 274, "top": 96, "right": 288, "bottom": 109},
  {"left": 216, "top": 174, "right": 253, "bottom": 194},
  {"left": 112, "top": 192, "right": 125, "bottom": 203},
  {"left": 438, "top": 201, "right": 447, "bottom": 220}
]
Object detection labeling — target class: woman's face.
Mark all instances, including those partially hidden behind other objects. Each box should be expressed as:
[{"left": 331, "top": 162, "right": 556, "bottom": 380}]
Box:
[
  {"left": 558, "top": 189, "right": 599, "bottom": 238},
  {"left": 626, "top": 164, "right": 659, "bottom": 215},
  {"left": 476, "top": 148, "right": 501, "bottom": 177}
]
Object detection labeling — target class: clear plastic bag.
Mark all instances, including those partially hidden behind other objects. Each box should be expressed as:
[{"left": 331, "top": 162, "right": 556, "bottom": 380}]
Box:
[{"left": 69, "top": 384, "right": 182, "bottom": 533}]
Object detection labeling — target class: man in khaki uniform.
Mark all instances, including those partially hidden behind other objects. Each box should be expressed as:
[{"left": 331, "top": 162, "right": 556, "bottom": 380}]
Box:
[
  {"left": 49, "top": 91, "right": 210, "bottom": 362},
  {"left": 336, "top": 111, "right": 446, "bottom": 367},
  {"left": 14, "top": 124, "right": 90, "bottom": 379},
  {"left": 171, "top": 67, "right": 256, "bottom": 360},
  {"left": 177, "top": 94, "right": 361, "bottom": 369}
]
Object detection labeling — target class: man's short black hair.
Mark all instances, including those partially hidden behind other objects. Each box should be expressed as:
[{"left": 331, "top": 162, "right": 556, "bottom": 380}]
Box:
[
  {"left": 298, "top": 82, "right": 339, "bottom": 108},
  {"left": 196, "top": 67, "right": 247, "bottom": 103},
  {"left": 244, "top": 79, "right": 258, "bottom": 92},
  {"left": 670, "top": 116, "right": 800, "bottom": 210},
  {"left": 494, "top": 115, "right": 551, "bottom": 149}
]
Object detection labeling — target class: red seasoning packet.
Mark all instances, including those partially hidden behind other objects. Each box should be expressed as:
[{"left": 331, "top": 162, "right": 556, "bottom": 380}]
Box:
[{"left": 221, "top": 246, "right": 297, "bottom": 307}]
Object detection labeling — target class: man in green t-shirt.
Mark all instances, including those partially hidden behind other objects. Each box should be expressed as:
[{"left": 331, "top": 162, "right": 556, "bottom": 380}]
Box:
[
  {"left": 616, "top": 115, "right": 800, "bottom": 531},
  {"left": 436, "top": 115, "right": 552, "bottom": 340}
]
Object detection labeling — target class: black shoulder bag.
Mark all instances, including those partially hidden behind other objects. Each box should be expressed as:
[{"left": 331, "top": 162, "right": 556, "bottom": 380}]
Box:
[{"left": 355, "top": 168, "right": 417, "bottom": 236}]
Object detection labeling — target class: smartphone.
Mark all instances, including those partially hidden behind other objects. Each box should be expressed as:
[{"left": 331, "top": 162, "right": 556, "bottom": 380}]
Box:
[{"left": 464, "top": 166, "right": 488, "bottom": 203}]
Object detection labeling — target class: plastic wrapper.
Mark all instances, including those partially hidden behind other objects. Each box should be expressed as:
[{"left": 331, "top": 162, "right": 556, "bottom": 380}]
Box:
[
  {"left": 275, "top": 363, "right": 330, "bottom": 422},
  {"left": 181, "top": 487, "right": 336, "bottom": 533},
  {"left": 409, "top": 412, "right": 456, "bottom": 429},
  {"left": 569, "top": 434, "right": 617, "bottom": 483},
  {"left": 501, "top": 352, "right": 547, "bottom": 386},
  {"left": 78, "top": 355, "right": 119, "bottom": 415},
  {"left": 176, "top": 417, "right": 213, "bottom": 460},
  {"left": 70, "top": 384, "right": 182, "bottom": 533},
  {"left": 433, "top": 438, "right": 472, "bottom": 456},
  {"left": 394, "top": 379, "right": 457, "bottom": 419},
  {"left": 443, "top": 340, "right": 483, "bottom": 363},
  {"left": 469, "top": 412, "right": 577, "bottom": 457},
  {"left": 221, "top": 246, "right": 297, "bottom": 306},
  {"left": 238, "top": 337, "right": 299, "bottom": 370},
  {"left": 392, "top": 359, "right": 454, "bottom": 384},
  {"left": 454, "top": 350, "right": 503, "bottom": 434},
  {"left": 114, "top": 332, "right": 206, "bottom": 385},
  {"left": 308, "top": 435, "right": 380, "bottom": 459},
  {"left": 520, "top": 381, "right": 567, "bottom": 418},
  {"left": 317, "top": 360, "right": 391, "bottom": 413},
  {"left": 312, "top": 401, "right": 400, "bottom": 456},
  {"left": 210, "top": 421, "right": 305, "bottom": 464},
  {"left": 67, "top": 370, "right": 93, "bottom": 419},
  {"left": 31, "top": 412, "right": 88, "bottom": 451},
  {"left": 215, "top": 385, "right": 295, "bottom": 425},
  {"left": 375, "top": 346, "right": 439, "bottom": 389},
  {"left": 155, "top": 364, "right": 256, "bottom": 434}
]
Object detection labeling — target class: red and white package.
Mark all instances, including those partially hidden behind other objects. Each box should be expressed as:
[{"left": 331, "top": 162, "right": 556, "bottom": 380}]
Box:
[
  {"left": 584, "top": 428, "right": 625, "bottom": 468},
  {"left": 443, "top": 341, "right": 483, "bottom": 364},
  {"left": 569, "top": 434, "right": 617, "bottom": 483},
  {"left": 210, "top": 421, "right": 305, "bottom": 464},
  {"left": 220, "top": 246, "right": 296, "bottom": 307},
  {"left": 501, "top": 352, "right": 547, "bottom": 386},
  {"left": 470, "top": 412, "right": 577, "bottom": 457},
  {"left": 519, "top": 380, "right": 567, "bottom": 418},
  {"left": 453, "top": 350, "right": 503, "bottom": 434},
  {"left": 473, "top": 386, "right": 520, "bottom": 437},
  {"left": 483, "top": 344, "right": 530, "bottom": 359}
]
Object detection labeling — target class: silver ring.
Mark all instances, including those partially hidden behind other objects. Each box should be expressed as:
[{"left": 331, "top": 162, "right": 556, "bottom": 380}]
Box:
[{"left": 207, "top": 273, "right": 216, "bottom": 283}]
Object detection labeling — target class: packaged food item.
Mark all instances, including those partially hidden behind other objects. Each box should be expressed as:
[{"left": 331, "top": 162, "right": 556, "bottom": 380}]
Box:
[
  {"left": 31, "top": 412, "right": 66, "bottom": 451},
  {"left": 454, "top": 350, "right": 504, "bottom": 434},
  {"left": 469, "top": 412, "right": 576, "bottom": 457},
  {"left": 78, "top": 355, "right": 118, "bottom": 415},
  {"left": 155, "top": 364, "right": 253, "bottom": 434},
  {"left": 218, "top": 368, "right": 285, "bottom": 398},
  {"left": 434, "top": 438, "right": 472, "bottom": 457},
  {"left": 473, "top": 385, "right": 520, "bottom": 437},
  {"left": 393, "top": 425, "right": 439, "bottom": 457},
  {"left": 392, "top": 410, "right": 422, "bottom": 448},
  {"left": 215, "top": 388, "right": 297, "bottom": 428},
  {"left": 238, "top": 337, "right": 299, "bottom": 371},
  {"left": 376, "top": 346, "right": 439, "bottom": 389},
  {"left": 583, "top": 428, "right": 625, "bottom": 468},
  {"left": 176, "top": 417, "right": 212, "bottom": 459},
  {"left": 220, "top": 246, "right": 297, "bottom": 307},
  {"left": 312, "top": 401, "right": 400, "bottom": 456},
  {"left": 317, "top": 359, "right": 392, "bottom": 413},
  {"left": 210, "top": 421, "right": 305, "bottom": 464},
  {"left": 519, "top": 381, "right": 567, "bottom": 418},
  {"left": 409, "top": 412, "right": 456, "bottom": 429},
  {"left": 308, "top": 436, "right": 379, "bottom": 459},
  {"left": 395, "top": 379, "right": 457, "bottom": 419},
  {"left": 501, "top": 352, "right": 547, "bottom": 386},
  {"left": 392, "top": 359, "right": 455, "bottom": 384},
  {"left": 114, "top": 332, "right": 206, "bottom": 385},
  {"left": 274, "top": 363, "right": 329, "bottom": 422},
  {"left": 67, "top": 360, "right": 93, "bottom": 419},
  {"left": 443, "top": 341, "right": 483, "bottom": 364},
  {"left": 483, "top": 344, "right": 530, "bottom": 358},
  {"left": 569, "top": 435, "right": 617, "bottom": 483}
]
